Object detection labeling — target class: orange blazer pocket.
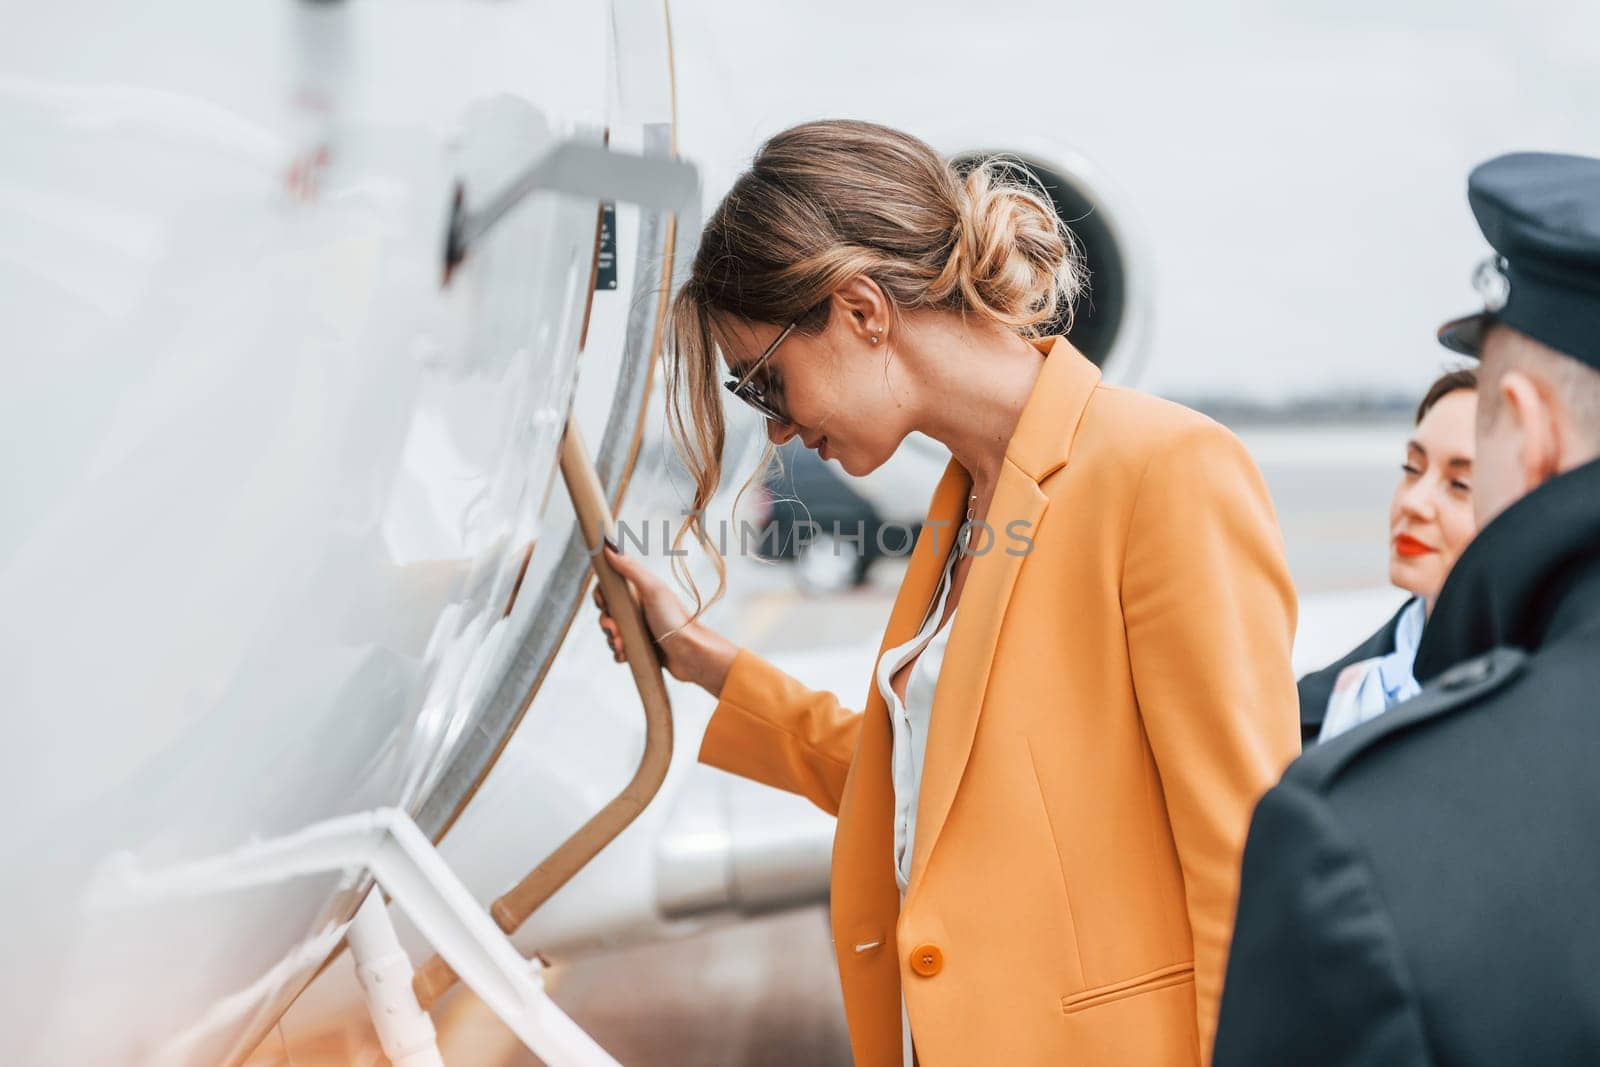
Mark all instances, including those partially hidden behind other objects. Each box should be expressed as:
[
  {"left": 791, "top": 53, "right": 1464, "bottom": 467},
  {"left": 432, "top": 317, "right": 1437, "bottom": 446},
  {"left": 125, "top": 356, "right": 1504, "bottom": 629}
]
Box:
[{"left": 1059, "top": 960, "right": 1196, "bottom": 1016}]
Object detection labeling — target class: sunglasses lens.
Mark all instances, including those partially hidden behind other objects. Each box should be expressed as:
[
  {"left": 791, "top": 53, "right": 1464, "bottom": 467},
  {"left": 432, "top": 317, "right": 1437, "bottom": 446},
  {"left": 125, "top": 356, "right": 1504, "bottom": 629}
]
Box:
[{"left": 725, "top": 380, "right": 782, "bottom": 423}]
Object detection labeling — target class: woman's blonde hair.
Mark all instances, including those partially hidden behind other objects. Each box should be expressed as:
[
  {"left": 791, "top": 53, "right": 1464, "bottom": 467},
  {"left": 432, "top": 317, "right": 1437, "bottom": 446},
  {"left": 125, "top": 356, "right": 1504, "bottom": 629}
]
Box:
[{"left": 660, "top": 119, "right": 1086, "bottom": 631}]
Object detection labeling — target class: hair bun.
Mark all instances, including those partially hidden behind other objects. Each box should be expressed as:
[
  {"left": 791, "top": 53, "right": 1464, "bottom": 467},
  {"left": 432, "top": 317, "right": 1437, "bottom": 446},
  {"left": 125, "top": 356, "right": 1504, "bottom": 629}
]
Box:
[{"left": 934, "top": 158, "right": 1087, "bottom": 334}]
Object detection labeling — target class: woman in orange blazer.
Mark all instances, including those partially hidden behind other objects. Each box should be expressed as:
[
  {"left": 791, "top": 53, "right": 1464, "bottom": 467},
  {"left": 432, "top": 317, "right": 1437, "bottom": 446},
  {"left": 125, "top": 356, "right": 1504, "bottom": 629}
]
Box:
[{"left": 594, "top": 119, "right": 1300, "bottom": 1066}]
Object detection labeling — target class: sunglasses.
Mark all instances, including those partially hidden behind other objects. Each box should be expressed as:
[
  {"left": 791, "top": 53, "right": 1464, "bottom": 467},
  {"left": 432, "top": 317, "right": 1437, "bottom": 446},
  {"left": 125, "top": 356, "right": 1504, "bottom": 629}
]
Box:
[{"left": 723, "top": 322, "right": 797, "bottom": 425}]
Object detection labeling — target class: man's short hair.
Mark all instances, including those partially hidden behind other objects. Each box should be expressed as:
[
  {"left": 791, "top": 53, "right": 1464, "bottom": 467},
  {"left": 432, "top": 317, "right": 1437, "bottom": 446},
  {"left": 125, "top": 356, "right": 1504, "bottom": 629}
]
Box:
[{"left": 1480, "top": 323, "right": 1600, "bottom": 443}]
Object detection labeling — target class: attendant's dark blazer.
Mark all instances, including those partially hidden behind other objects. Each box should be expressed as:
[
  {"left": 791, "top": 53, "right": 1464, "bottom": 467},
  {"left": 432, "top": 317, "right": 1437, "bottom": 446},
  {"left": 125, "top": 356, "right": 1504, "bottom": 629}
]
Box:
[{"left": 1294, "top": 598, "right": 1416, "bottom": 746}]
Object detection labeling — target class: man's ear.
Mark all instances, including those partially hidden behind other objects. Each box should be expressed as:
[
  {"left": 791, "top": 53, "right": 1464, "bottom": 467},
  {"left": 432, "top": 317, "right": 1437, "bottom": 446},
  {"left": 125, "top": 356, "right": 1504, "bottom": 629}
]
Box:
[
  {"left": 1500, "top": 369, "right": 1562, "bottom": 491},
  {"left": 829, "top": 276, "right": 890, "bottom": 341}
]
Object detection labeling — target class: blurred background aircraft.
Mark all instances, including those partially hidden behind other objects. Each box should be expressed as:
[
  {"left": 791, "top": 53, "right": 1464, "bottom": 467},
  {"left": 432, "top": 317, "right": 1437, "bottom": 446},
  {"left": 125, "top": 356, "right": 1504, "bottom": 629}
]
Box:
[{"left": 3, "top": 0, "right": 1597, "bottom": 1064}]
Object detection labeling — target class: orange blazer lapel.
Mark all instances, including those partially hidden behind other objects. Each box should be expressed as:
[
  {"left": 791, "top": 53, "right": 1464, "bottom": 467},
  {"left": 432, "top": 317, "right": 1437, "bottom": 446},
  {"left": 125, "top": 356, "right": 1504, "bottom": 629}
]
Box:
[
  {"left": 830, "top": 455, "right": 975, "bottom": 949},
  {"left": 903, "top": 463, "right": 1046, "bottom": 897},
  {"left": 904, "top": 337, "right": 1102, "bottom": 902},
  {"left": 877, "top": 457, "right": 975, "bottom": 660}
]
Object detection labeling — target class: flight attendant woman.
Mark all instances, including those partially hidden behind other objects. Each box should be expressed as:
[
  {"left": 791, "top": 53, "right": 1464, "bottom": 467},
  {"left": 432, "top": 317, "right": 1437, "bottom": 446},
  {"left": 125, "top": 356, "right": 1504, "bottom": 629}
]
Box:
[
  {"left": 1296, "top": 369, "right": 1478, "bottom": 744},
  {"left": 593, "top": 120, "right": 1300, "bottom": 1066}
]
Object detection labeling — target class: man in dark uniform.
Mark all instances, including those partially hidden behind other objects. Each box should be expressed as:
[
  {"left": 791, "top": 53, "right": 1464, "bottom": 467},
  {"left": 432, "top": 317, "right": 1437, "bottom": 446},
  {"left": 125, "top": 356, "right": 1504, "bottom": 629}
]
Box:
[{"left": 1213, "top": 151, "right": 1600, "bottom": 1065}]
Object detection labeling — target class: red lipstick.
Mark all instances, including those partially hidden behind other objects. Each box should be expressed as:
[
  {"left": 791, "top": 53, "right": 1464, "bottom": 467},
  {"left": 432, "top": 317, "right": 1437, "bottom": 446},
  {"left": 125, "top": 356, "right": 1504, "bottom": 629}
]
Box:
[{"left": 1394, "top": 533, "right": 1437, "bottom": 558}]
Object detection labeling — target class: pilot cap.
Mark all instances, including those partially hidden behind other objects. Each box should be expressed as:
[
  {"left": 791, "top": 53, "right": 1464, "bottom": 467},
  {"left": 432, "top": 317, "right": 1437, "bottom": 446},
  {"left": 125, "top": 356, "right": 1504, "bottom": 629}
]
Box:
[{"left": 1437, "top": 151, "right": 1600, "bottom": 370}]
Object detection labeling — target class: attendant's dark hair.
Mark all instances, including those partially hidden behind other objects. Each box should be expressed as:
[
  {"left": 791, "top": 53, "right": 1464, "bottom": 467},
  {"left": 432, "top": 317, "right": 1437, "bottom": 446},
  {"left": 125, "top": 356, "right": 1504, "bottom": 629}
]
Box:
[
  {"left": 659, "top": 119, "right": 1087, "bottom": 628},
  {"left": 1416, "top": 368, "right": 1478, "bottom": 424}
]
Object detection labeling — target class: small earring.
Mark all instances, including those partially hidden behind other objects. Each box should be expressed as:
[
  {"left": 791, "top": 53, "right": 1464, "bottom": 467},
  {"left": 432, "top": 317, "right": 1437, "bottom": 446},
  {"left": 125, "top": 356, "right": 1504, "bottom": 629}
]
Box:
[{"left": 870, "top": 333, "right": 880, "bottom": 345}]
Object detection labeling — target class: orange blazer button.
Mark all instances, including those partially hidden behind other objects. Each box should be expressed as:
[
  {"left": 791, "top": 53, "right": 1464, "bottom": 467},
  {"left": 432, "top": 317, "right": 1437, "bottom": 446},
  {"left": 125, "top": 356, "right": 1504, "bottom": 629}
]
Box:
[{"left": 909, "top": 944, "right": 944, "bottom": 977}]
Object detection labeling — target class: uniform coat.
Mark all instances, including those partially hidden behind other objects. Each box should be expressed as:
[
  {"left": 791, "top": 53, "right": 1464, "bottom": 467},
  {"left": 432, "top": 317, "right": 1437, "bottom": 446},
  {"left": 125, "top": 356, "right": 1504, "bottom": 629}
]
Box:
[
  {"left": 1215, "top": 454, "right": 1600, "bottom": 1065},
  {"left": 699, "top": 336, "right": 1301, "bottom": 1066}
]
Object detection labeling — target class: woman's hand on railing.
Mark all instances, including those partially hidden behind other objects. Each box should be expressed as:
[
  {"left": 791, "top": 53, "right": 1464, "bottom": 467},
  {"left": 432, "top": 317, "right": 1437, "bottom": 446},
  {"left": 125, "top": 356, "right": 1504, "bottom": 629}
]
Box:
[{"left": 592, "top": 543, "right": 738, "bottom": 695}]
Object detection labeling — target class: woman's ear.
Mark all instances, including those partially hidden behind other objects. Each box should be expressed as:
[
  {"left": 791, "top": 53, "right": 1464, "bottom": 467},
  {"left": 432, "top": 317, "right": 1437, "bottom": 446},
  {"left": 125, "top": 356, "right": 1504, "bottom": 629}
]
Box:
[{"left": 830, "top": 276, "right": 890, "bottom": 342}]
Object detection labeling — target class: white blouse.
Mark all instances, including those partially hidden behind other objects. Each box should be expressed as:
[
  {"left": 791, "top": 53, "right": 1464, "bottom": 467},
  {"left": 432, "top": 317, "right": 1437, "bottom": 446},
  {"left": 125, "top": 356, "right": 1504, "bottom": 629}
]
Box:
[
  {"left": 1319, "top": 595, "right": 1427, "bottom": 742},
  {"left": 874, "top": 540, "right": 961, "bottom": 1067},
  {"left": 876, "top": 538, "right": 962, "bottom": 892}
]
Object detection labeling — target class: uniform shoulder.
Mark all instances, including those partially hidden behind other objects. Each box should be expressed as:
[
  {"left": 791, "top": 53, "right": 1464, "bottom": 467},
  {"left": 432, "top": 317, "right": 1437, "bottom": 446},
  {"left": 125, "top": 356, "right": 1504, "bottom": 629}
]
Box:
[{"left": 1282, "top": 647, "right": 1531, "bottom": 795}]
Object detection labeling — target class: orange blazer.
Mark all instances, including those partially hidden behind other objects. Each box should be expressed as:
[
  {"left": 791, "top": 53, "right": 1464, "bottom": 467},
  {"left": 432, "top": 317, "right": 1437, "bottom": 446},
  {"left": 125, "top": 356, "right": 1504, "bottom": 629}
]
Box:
[{"left": 699, "top": 336, "right": 1299, "bottom": 1066}]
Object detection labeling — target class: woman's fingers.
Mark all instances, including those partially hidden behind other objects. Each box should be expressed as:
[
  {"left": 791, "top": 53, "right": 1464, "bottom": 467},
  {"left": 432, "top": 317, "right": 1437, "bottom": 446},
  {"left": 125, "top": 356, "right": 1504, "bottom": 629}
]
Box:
[
  {"left": 593, "top": 581, "right": 617, "bottom": 656},
  {"left": 594, "top": 541, "right": 693, "bottom": 674},
  {"left": 600, "top": 617, "right": 624, "bottom": 660},
  {"left": 601, "top": 543, "right": 652, "bottom": 588},
  {"left": 598, "top": 546, "right": 647, "bottom": 612},
  {"left": 593, "top": 569, "right": 630, "bottom": 662}
]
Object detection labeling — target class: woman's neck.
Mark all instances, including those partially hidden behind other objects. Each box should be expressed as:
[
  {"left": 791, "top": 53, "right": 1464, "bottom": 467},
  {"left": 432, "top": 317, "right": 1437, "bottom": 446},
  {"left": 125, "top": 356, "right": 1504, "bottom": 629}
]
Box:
[{"left": 911, "top": 325, "right": 1048, "bottom": 505}]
